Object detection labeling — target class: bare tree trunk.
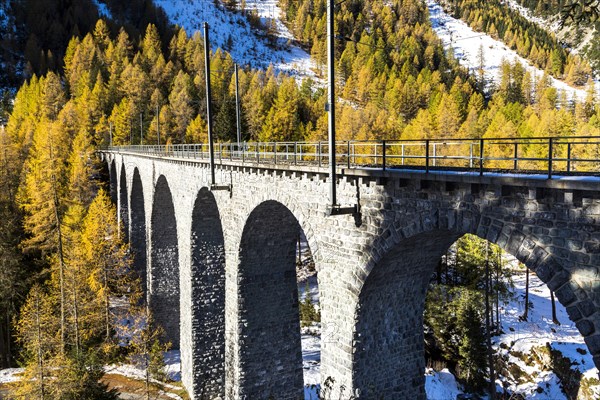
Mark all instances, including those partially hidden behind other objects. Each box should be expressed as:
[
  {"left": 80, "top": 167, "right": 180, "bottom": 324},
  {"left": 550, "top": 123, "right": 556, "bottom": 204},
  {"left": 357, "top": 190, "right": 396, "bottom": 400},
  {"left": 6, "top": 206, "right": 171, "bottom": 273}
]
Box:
[
  {"left": 485, "top": 241, "right": 496, "bottom": 400},
  {"left": 72, "top": 270, "right": 80, "bottom": 355},
  {"left": 35, "top": 293, "right": 46, "bottom": 400},
  {"left": 52, "top": 180, "right": 66, "bottom": 352},
  {"left": 103, "top": 266, "right": 110, "bottom": 341},
  {"left": 521, "top": 267, "right": 529, "bottom": 322},
  {"left": 551, "top": 291, "right": 561, "bottom": 325},
  {"left": 496, "top": 252, "right": 501, "bottom": 331}
]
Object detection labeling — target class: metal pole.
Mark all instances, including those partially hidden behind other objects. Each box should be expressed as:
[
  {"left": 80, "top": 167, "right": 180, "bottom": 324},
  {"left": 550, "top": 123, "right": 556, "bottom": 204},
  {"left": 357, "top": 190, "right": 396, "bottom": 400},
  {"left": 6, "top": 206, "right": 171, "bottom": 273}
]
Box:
[
  {"left": 479, "top": 138, "right": 484, "bottom": 176},
  {"left": 204, "top": 22, "right": 216, "bottom": 186},
  {"left": 567, "top": 142, "right": 572, "bottom": 172},
  {"left": 327, "top": 0, "right": 337, "bottom": 207},
  {"left": 235, "top": 64, "right": 242, "bottom": 146},
  {"left": 140, "top": 112, "right": 143, "bottom": 145},
  {"left": 425, "top": 139, "right": 430, "bottom": 173},
  {"left": 514, "top": 142, "right": 518, "bottom": 171},
  {"left": 548, "top": 137, "right": 553, "bottom": 179},
  {"left": 382, "top": 140, "right": 387, "bottom": 171},
  {"left": 156, "top": 103, "right": 160, "bottom": 146}
]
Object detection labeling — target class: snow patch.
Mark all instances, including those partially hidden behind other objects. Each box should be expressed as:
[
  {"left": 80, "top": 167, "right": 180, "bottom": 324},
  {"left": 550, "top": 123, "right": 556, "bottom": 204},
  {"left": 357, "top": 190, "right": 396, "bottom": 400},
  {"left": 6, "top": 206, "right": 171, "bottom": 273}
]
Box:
[
  {"left": 427, "top": 0, "right": 589, "bottom": 101},
  {"left": 154, "top": 0, "right": 315, "bottom": 80},
  {"left": 0, "top": 368, "right": 24, "bottom": 383},
  {"left": 425, "top": 368, "right": 464, "bottom": 399}
]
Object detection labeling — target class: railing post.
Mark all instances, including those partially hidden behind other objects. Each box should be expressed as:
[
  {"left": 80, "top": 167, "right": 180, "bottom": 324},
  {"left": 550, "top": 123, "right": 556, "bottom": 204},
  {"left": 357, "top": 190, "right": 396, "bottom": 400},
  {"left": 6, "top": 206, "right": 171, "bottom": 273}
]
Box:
[
  {"left": 347, "top": 141, "right": 351, "bottom": 169},
  {"left": 548, "top": 137, "right": 553, "bottom": 179},
  {"left": 318, "top": 142, "right": 322, "bottom": 168},
  {"left": 479, "top": 138, "right": 484, "bottom": 176},
  {"left": 401, "top": 144, "right": 405, "bottom": 166},
  {"left": 274, "top": 143, "right": 278, "bottom": 165},
  {"left": 425, "top": 139, "right": 430, "bottom": 173},
  {"left": 382, "top": 140, "right": 387, "bottom": 171},
  {"left": 256, "top": 142, "right": 259, "bottom": 164},
  {"left": 513, "top": 142, "right": 518, "bottom": 171},
  {"left": 374, "top": 142, "right": 377, "bottom": 166},
  {"left": 567, "top": 142, "right": 572, "bottom": 172},
  {"left": 294, "top": 142, "right": 298, "bottom": 166},
  {"left": 432, "top": 143, "right": 436, "bottom": 167}
]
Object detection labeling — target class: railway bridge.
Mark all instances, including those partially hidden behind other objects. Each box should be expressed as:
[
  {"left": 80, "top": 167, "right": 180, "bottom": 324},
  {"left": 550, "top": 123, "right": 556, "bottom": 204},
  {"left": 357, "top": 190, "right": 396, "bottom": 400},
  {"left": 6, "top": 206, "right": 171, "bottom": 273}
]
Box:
[{"left": 101, "top": 137, "right": 600, "bottom": 399}]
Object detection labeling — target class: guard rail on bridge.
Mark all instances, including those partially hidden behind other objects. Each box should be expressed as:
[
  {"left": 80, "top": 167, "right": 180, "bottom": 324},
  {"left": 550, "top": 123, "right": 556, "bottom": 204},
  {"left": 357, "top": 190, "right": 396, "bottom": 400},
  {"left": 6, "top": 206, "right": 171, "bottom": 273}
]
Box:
[{"left": 106, "top": 136, "right": 600, "bottom": 179}]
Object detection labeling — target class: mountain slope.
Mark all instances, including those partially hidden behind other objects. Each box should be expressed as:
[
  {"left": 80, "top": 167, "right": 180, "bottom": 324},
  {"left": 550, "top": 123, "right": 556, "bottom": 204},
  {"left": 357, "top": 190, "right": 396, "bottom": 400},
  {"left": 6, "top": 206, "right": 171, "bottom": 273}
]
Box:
[{"left": 154, "top": 0, "right": 315, "bottom": 79}]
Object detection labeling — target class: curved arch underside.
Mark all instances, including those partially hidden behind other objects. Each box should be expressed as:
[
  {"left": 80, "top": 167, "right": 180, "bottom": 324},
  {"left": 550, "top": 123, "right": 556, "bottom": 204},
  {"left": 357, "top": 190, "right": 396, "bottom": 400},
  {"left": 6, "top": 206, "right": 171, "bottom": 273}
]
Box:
[
  {"left": 119, "top": 164, "right": 128, "bottom": 234},
  {"left": 109, "top": 160, "right": 117, "bottom": 204},
  {"left": 235, "top": 200, "right": 304, "bottom": 399},
  {"left": 190, "top": 188, "right": 226, "bottom": 398},
  {"left": 130, "top": 169, "right": 147, "bottom": 299},
  {"left": 150, "top": 176, "right": 180, "bottom": 348},
  {"left": 354, "top": 230, "right": 460, "bottom": 398}
]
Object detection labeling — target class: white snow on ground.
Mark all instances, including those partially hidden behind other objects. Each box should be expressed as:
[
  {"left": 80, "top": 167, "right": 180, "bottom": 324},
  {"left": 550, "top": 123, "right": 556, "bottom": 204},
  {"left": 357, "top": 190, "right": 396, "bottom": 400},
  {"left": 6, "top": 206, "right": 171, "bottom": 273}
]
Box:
[
  {"left": 154, "top": 0, "right": 315, "bottom": 79},
  {"left": 504, "top": 0, "right": 556, "bottom": 31},
  {"left": 302, "top": 328, "right": 321, "bottom": 400},
  {"left": 495, "top": 261, "right": 600, "bottom": 398},
  {"left": 0, "top": 368, "right": 23, "bottom": 383},
  {"left": 425, "top": 368, "right": 463, "bottom": 399},
  {"left": 427, "top": 0, "right": 588, "bottom": 101},
  {"left": 92, "top": 0, "right": 112, "bottom": 19},
  {"left": 424, "top": 255, "right": 600, "bottom": 399}
]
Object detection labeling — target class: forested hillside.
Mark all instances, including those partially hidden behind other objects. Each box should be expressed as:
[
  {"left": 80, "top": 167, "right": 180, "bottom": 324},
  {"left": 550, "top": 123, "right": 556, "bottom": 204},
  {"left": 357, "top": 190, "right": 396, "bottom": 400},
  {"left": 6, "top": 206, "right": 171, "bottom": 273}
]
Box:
[
  {"left": 0, "top": 0, "right": 172, "bottom": 88},
  {"left": 508, "top": 0, "right": 600, "bottom": 75},
  {"left": 435, "top": 0, "right": 592, "bottom": 86}
]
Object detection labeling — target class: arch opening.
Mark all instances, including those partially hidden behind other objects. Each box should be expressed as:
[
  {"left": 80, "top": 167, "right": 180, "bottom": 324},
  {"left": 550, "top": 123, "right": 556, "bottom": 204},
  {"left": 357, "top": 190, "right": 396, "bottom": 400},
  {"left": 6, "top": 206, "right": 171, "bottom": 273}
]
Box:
[
  {"left": 109, "top": 159, "right": 117, "bottom": 204},
  {"left": 150, "top": 175, "right": 180, "bottom": 348},
  {"left": 353, "top": 230, "right": 597, "bottom": 399},
  {"left": 234, "top": 200, "right": 308, "bottom": 399},
  {"left": 130, "top": 168, "right": 147, "bottom": 299},
  {"left": 189, "top": 188, "right": 226, "bottom": 398},
  {"left": 119, "top": 164, "right": 128, "bottom": 235}
]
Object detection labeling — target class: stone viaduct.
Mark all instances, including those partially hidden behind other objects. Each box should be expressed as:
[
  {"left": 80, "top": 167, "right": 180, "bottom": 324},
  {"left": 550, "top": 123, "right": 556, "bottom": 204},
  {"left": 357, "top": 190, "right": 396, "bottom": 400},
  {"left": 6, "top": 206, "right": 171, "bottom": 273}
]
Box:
[{"left": 102, "top": 148, "right": 600, "bottom": 399}]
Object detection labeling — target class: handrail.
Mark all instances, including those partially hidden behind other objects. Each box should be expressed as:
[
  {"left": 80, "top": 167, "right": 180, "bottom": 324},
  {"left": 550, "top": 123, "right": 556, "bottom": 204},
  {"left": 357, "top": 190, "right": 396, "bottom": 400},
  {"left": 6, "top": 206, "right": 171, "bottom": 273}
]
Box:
[{"left": 101, "top": 136, "right": 600, "bottom": 179}]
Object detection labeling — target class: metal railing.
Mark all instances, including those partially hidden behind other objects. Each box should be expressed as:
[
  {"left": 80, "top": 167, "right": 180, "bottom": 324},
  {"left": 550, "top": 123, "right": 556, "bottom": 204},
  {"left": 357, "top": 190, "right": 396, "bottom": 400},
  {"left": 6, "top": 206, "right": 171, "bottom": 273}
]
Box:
[{"left": 105, "top": 136, "right": 600, "bottom": 178}]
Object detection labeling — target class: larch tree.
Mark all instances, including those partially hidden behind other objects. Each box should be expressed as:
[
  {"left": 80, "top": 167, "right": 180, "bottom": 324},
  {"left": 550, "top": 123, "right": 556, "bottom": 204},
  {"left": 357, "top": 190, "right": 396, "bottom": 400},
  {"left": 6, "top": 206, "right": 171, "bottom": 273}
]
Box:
[
  {"left": 13, "top": 284, "right": 59, "bottom": 400},
  {"left": 81, "top": 190, "right": 131, "bottom": 344},
  {"left": 18, "top": 113, "right": 72, "bottom": 352}
]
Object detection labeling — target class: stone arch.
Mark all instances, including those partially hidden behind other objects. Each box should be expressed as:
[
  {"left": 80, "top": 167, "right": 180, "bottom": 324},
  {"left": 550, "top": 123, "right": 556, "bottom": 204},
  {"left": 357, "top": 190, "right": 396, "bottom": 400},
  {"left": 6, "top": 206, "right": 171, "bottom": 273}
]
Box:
[
  {"left": 352, "top": 218, "right": 594, "bottom": 398},
  {"left": 119, "top": 164, "right": 128, "bottom": 233},
  {"left": 189, "top": 188, "right": 225, "bottom": 398},
  {"left": 130, "top": 168, "right": 147, "bottom": 298},
  {"left": 150, "top": 175, "right": 180, "bottom": 348},
  {"left": 109, "top": 159, "right": 117, "bottom": 204},
  {"left": 234, "top": 200, "right": 304, "bottom": 399}
]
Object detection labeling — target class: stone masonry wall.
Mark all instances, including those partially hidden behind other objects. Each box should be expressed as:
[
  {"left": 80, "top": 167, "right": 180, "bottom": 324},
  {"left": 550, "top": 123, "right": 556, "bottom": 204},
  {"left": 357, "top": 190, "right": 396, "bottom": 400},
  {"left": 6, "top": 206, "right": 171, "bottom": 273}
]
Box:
[{"left": 106, "top": 151, "right": 600, "bottom": 400}]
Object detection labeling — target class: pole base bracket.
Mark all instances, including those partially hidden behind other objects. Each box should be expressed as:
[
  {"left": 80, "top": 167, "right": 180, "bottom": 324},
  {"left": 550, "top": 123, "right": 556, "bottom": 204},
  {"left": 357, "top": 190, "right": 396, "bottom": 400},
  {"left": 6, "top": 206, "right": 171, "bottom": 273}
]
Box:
[
  {"left": 326, "top": 204, "right": 358, "bottom": 216},
  {"left": 210, "top": 184, "right": 232, "bottom": 192}
]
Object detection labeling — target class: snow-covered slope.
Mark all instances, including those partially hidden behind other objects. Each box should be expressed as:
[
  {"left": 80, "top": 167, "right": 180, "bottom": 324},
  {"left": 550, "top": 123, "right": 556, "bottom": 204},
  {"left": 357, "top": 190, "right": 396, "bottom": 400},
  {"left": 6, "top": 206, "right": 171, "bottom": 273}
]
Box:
[
  {"left": 427, "top": 0, "right": 589, "bottom": 101},
  {"left": 423, "top": 259, "right": 600, "bottom": 399},
  {"left": 154, "top": 0, "right": 315, "bottom": 79},
  {"left": 494, "top": 267, "right": 600, "bottom": 399}
]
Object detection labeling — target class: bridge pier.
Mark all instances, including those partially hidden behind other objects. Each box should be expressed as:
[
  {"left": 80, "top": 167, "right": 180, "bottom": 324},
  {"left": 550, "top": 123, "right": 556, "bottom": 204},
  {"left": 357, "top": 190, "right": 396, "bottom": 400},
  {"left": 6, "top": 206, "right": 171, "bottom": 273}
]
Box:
[
  {"left": 225, "top": 200, "right": 304, "bottom": 399},
  {"left": 150, "top": 176, "right": 180, "bottom": 348}
]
